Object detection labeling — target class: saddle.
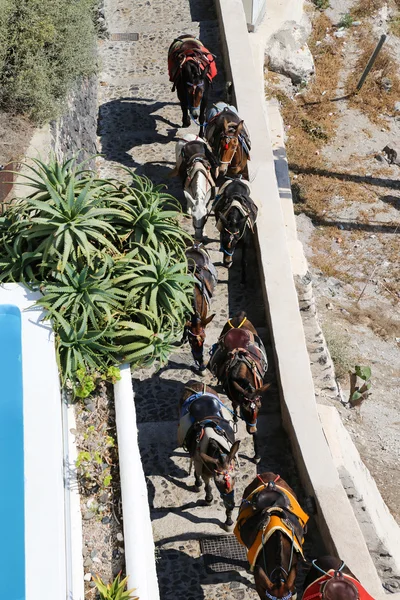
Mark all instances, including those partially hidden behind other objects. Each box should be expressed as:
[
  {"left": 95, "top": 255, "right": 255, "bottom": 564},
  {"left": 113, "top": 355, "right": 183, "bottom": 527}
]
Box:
[
  {"left": 178, "top": 392, "right": 235, "bottom": 450},
  {"left": 234, "top": 479, "right": 309, "bottom": 571},
  {"left": 168, "top": 35, "right": 217, "bottom": 85},
  {"left": 189, "top": 394, "right": 222, "bottom": 420},
  {"left": 303, "top": 571, "right": 374, "bottom": 600},
  {"left": 223, "top": 329, "right": 268, "bottom": 383},
  {"left": 186, "top": 245, "right": 218, "bottom": 302}
]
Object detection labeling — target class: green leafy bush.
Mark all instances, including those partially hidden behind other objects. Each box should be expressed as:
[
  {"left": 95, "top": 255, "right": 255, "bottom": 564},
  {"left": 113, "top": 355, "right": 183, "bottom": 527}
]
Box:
[
  {"left": 93, "top": 573, "right": 138, "bottom": 600},
  {"left": 0, "top": 0, "right": 98, "bottom": 123},
  {"left": 0, "top": 158, "right": 193, "bottom": 394},
  {"left": 313, "top": 0, "right": 330, "bottom": 9}
]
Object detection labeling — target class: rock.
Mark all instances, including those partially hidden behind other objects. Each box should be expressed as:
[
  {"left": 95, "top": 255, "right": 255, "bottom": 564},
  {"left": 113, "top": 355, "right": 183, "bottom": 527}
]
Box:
[
  {"left": 394, "top": 101, "right": 400, "bottom": 112},
  {"left": 382, "top": 144, "right": 400, "bottom": 164},
  {"left": 83, "top": 557, "right": 93, "bottom": 567},
  {"left": 380, "top": 77, "right": 392, "bottom": 92},
  {"left": 84, "top": 573, "right": 92, "bottom": 582},
  {"left": 375, "top": 153, "right": 386, "bottom": 163},
  {"left": 334, "top": 29, "right": 346, "bottom": 38},
  {"left": 265, "top": 21, "right": 315, "bottom": 84},
  {"left": 86, "top": 402, "right": 95, "bottom": 412},
  {"left": 352, "top": 21, "right": 361, "bottom": 26},
  {"left": 83, "top": 511, "right": 95, "bottom": 520},
  {"left": 99, "top": 492, "right": 108, "bottom": 504},
  {"left": 90, "top": 549, "right": 98, "bottom": 559},
  {"left": 89, "top": 582, "right": 96, "bottom": 588},
  {"left": 117, "top": 532, "right": 124, "bottom": 542},
  {"left": 101, "top": 516, "right": 111, "bottom": 524}
]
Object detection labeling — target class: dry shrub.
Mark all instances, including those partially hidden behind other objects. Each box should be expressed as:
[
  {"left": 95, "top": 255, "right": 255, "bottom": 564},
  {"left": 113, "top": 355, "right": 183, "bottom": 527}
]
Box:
[
  {"left": 346, "top": 34, "right": 400, "bottom": 123},
  {"left": 341, "top": 304, "right": 400, "bottom": 338},
  {"left": 351, "top": 0, "right": 386, "bottom": 18},
  {"left": 323, "top": 324, "right": 355, "bottom": 380}
]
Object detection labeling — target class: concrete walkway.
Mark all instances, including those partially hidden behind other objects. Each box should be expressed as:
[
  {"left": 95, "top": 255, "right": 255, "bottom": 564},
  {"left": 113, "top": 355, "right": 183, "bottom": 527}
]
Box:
[{"left": 98, "top": 1, "right": 323, "bottom": 597}]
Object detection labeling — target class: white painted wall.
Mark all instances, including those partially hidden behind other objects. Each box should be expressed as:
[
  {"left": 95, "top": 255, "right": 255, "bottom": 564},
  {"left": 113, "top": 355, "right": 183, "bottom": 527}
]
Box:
[
  {"left": 114, "top": 365, "right": 160, "bottom": 600},
  {"left": 214, "top": 1, "right": 389, "bottom": 597}
]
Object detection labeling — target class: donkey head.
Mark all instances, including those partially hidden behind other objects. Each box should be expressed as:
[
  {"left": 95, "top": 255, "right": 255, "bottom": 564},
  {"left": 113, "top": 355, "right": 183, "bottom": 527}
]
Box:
[
  {"left": 182, "top": 60, "right": 208, "bottom": 119},
  {"left": 231, "top": 381, "right": 270, "bottom": 434},
  {"left": 254, "top": 561, "right": 298, "bottom": 600},
  {"left": 184, "top": 163, "right": 214, "bottom": 240},
  {"left": 218, "top": 118, "right": 244, "bottom": 175},
  {"left": 200, "top": 440, "right": 240, "bottom": 510},
  {"left": 218, "top": 207, "right": 248, "bottom": 268},
  {"left": 184, "top": 312, "right": 215, "bottom": 368}
]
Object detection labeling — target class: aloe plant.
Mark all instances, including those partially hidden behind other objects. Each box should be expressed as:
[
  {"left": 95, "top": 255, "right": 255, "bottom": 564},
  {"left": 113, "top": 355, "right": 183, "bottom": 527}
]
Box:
[
  {"left": 0, "top": 156, "right": 194, "bottom": 394},
  {"left": 93, "top": 573, "right": 138, "bottom": 600},
  {"left": 37, "top": 257, "right": 127, "bottom": 327}
]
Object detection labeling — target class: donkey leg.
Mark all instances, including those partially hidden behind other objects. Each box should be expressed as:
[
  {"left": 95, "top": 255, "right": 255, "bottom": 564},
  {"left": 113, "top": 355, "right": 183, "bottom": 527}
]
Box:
[
  {"left": 194, "top": 461, "right": 203, "bottom": 491},
  {"left": 223, "top": 508, "right": 234, "bottom": 531},
  {"left": 199, "top": 94, "right": 207, "bottom": 138},
  {"left": 178, "top": 89, "right": 190, "bottom": 128},
  {"left": 253, "top": 431, "right": 261, "bottom": 464},
  {"left": 204, "top": 475, "right": 213, "bottom": 504}
]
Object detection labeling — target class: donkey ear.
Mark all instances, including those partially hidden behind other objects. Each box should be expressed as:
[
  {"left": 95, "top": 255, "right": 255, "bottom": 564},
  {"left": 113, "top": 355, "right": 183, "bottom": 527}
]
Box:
[
  {"left": 236, "top": 120, "right": 244, "bottom": 135},
  {"left": 226, "top": 440, "right": 240, "bottom": 463},
  {"left": 199, "top": 452, "right": 220, "bottom": 468},
  {"left": 254, "top": 565, "right": 274, "bottom": 591},
  {"left": 203, "top": 313, "right": 215, "bottom": 326},
  {"left": 248, "top": 383, "right": 270, "bottom": 398}
]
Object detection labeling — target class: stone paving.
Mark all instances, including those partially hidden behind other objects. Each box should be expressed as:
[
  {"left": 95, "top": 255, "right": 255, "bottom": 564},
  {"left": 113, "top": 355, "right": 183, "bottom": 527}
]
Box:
[{"left": 98, "top": 0, "right": 324, "bottom": 597}]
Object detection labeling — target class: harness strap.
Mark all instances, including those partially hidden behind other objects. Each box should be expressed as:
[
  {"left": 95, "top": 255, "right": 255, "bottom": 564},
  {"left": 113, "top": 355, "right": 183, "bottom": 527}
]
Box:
[{"left": 227, "top": 316, "right": 247, "bottom": 329}]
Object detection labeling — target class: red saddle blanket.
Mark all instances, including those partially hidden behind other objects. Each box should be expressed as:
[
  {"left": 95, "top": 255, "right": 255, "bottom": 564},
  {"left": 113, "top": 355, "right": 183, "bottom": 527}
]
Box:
[
  {"left": 303, "top": 572, "right": 375, "bottom": 600},
  {"left": 168, "top": 36, "right": 217, "bottom": 83}
]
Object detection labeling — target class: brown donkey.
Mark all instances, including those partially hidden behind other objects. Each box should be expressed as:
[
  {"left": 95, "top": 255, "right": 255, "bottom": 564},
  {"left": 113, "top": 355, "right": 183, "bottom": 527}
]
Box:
[
  {"left": 303, "top": 556, "right": 375, "bottom": 600},
  {"left": 182, "top": 243, "right": 217, "bottom": 373},
  {"left": 177, "top": 380, "right": 240, "bottom": 530},
  {"left": 205, "top": 102, "right": 250, "bottom": 177},
  {"left": 234, "top": 472, "right": 309, "bottom": 600},
  {"left": 208, "top": 311, "right": 269, "bottom": 462}
]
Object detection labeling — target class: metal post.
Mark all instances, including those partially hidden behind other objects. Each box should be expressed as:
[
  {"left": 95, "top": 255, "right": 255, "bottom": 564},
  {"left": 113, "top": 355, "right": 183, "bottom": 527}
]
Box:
[{"left": 356, "top": 34, "right": 387, "bottom": 92}]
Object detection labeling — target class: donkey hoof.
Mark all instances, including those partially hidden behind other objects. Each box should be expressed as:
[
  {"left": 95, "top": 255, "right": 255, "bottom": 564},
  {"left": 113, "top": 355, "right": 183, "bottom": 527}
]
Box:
[
  {"left": 205, "top": 496, "right": 213, "bottom": 505},
  {"left": 182, "top": 119, "right": 191, "bottom": 128},
  {"left": 254, "top": 455, "right": 261, "bottom": 464},
  {"left": 222, "top": 521, "right": 234, "bottom": 532},
  {"left": 194, "top": 485, "right": 202, "bottom": 492}
]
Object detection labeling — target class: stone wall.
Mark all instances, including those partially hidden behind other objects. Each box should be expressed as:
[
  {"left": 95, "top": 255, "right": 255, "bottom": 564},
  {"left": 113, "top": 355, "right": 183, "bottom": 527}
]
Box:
[{"left": 51, "top": 76, "right": 98, "bottom": 169}]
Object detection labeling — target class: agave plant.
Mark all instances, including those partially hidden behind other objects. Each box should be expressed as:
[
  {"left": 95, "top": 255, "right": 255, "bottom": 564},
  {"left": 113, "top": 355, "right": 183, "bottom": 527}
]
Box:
[
  {"left": 16, "top": 177, "right": 125, "bottom": 271},
  {"left": 10, "top": 156, "right": 95, "bottom": 199},
  {"left": 53, "top": 309, "right": 119, "bottom": 384},
  {"left": 0, "top": 156, "right": 195, "bottom": 391},
  {"left": 114, "top": 310, "right": 182, "bottom": 367},
  {"left": 93, "top": 572, "right": 138, "bottom": 600},
  {"left": 106, "top": 171, "right": 191, "bottom": 255},
  {"left": 37, "top": 256, "right": 127, "bottom": 327}
]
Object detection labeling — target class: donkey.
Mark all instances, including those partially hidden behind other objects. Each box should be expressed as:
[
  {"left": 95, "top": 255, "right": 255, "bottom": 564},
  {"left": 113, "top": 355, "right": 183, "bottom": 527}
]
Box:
[
  {"left": 177, "top": 380, "right": 241, "bottom": 530},
  {"left": 182, "top": 243, "right": 217, "bottom": 372},
  {"left": 234, "top": 472, "right": 309, "bottom": 600},
  {"left": 214, "top": 178, "right": 258, "bottom": 286},
  {"left": 303, "top": 557, "right": 375, "bottom": 600},
  {"left": 171, "top": 133, "right": 218, "bottom": 239},
  {"left": 205, "top": 102, "right": 250, "bottom": 177},
  {"left": 168, "top": 34, "right": 217, "bottom": 135},
  {"left": 208, "top": 311, "right": 269, "bottom": 462}
]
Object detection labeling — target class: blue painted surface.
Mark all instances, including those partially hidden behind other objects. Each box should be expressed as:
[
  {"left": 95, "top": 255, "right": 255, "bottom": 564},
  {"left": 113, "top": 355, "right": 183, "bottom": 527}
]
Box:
[{"left": 0, "top": 305, "right": 25, "bottom": 600}]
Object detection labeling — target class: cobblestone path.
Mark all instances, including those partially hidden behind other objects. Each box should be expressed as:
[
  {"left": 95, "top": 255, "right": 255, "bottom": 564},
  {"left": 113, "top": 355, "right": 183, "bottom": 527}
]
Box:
[{"left": 98, "top": 1, "right": 323, "bottom": 598}]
